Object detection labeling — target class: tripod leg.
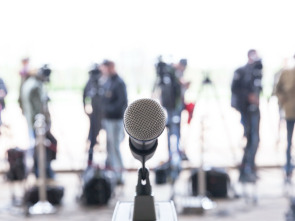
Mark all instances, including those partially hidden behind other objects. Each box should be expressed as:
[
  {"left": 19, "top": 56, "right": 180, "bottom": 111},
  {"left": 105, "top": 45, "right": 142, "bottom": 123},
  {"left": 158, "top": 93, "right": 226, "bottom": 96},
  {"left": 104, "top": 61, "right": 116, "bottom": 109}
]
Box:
[{"left": 211, "top": 83, "right": 238, "bottom": 163}]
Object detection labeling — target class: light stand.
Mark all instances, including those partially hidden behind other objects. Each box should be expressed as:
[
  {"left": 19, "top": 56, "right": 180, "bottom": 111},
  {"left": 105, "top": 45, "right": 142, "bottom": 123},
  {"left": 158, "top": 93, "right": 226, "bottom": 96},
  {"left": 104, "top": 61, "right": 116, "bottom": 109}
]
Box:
[{"left": 28, "top": 114, "right": 56, "bottom": 215}]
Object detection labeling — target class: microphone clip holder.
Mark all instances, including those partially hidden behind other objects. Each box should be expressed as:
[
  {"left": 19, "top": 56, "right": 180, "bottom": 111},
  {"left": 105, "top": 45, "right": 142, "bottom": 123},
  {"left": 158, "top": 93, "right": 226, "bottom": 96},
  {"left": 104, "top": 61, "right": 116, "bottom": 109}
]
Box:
[
  {"left": 133, "top": 168, "right": 156, "bottom": 221},
  {"left": 136, "top": 168, "right": 152, "bottom": 196}
]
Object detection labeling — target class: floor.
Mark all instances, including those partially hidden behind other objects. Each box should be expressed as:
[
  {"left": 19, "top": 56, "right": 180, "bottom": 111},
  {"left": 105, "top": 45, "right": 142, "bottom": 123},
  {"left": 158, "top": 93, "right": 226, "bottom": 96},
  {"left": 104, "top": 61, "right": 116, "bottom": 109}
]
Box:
[{"left": 0, "top": 169, "right": 292, "bottom": 221}]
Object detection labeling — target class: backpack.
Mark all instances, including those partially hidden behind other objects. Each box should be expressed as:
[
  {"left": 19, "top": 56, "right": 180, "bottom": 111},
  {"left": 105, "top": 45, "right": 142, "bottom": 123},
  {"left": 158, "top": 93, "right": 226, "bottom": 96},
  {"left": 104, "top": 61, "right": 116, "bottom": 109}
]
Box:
[
  {"left": 81, "top": 167, "right": 116, "bottom": 205},
  {"left": 24, "top": 185, "right": 64, "bottom": 205},
  {"left": 6, "top": 147, "right": 27, "bottom": 181}
]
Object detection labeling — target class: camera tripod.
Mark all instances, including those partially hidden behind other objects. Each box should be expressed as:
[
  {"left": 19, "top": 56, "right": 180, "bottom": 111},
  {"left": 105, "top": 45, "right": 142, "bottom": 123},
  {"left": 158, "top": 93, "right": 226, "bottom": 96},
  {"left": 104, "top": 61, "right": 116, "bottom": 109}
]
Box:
[
  {"left": 198, "top": 74, "right": 260, "bottom": 205},
  {"left": 195, "top": 73, "right": 238, "bottom": 163},
  {"left": 179, "top": 73, "right": 238, "bottom": 213}
]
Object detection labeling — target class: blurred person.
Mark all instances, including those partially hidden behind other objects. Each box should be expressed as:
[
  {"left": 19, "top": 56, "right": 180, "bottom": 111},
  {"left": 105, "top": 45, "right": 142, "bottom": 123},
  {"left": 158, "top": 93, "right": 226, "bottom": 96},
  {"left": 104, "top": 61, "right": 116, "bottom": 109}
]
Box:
[
  {"left": 276, "top": 54, "right": 295, "bottom": 181},
  {"left": 19, "top": 57, "right": 31, "bottom": 84},
  {"left": 21, "top": 64, "right": 54, "bottom": 179},
  {"left": 100, "top": 60, "right": 127, "bottom": 184},
  {"left": 271, "top": 59, "right": 288, "bottom": 145},
  {"left": 157, "top": 58, "right": 190, "bottom": 159},
  {"left": 231, "top": 49, "right": 263, "bottom": 183},
  {"left": 83, "top": 63, "right": 104, "bottom": 166},
  {"left": 0, "top": 77, "right": 7, "bottom": 127},
  {"left": 19, "top": 57, "right": 31, "bottom": 109}
]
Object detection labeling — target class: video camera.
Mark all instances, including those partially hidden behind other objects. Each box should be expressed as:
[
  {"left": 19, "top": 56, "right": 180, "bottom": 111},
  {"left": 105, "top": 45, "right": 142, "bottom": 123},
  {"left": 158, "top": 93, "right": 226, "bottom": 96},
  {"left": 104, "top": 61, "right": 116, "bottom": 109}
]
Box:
[
  {"left": 38, "top": 64, "right": 51, "bottom": 77},
  {"left": 253, "top": 59, "right": 263, "bottom": 70},
  {"left": 88, "top": 63, "right": 101, "bottom": 75}
]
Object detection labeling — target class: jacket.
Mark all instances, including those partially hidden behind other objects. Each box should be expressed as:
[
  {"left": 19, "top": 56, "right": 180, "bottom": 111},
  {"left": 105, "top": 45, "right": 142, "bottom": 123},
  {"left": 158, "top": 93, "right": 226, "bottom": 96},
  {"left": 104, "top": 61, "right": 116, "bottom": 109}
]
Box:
[
  {"left": 102, "top": 74, "right": 127, "bottom": 119},
  {"left": 21, "top": 77, "right": 51, "bottom": 131},
  {"left": 276, "top": 67, "right": 295, "bottom": 120},
  {"left": 231, "top": 62, "right": 263, "bottom": 112},
  {"left": 159, "top": 66, "right": 182, "bottom": 110}
]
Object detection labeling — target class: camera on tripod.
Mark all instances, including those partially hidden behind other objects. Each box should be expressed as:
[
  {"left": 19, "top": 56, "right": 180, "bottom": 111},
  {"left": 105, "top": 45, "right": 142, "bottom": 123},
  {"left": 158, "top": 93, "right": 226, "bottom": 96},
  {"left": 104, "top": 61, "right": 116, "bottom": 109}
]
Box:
[
  {"left": 201, "top": 71, "right": 213, "bottom": 85},
  {"left": 88, "top": 63, "right": 101, "bottom": 75},
  {"left": 155, "top": 56, "right": 187, "bottom": 85}
]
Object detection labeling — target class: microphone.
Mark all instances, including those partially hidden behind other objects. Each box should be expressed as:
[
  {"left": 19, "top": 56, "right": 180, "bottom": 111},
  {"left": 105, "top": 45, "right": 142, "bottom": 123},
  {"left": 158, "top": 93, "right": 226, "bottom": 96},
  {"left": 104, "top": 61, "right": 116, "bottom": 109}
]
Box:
[
  {"left": 112, "top": 99, "right": 178, "bottom": 221},
  {"left": 124, "top": 98, "right": 166, "bottom": 163}
]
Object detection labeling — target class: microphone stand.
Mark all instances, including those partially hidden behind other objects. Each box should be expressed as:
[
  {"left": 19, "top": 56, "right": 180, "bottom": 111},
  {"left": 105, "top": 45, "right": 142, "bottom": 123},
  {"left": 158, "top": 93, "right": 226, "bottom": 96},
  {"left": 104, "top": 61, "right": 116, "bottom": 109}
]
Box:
[
  {"left": 112, "top": 138, "right": 178, "bottom": 221},
  {"left": 133, "top": 167, "right": 156, "bottom": 221},
  {"left": 130, "top": 140, "right": 157, "bottom": 221},
  {"left": 28, "top": 114, "right": 56, "bottom": 215}
]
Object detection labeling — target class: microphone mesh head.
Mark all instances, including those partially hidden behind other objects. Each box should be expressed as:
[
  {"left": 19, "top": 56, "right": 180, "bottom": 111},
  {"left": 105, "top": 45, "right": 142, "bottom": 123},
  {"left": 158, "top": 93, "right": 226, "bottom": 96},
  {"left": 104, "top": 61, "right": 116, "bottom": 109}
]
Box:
[{"left": 124, "top": 98, "right": 166, "bottom": 141}]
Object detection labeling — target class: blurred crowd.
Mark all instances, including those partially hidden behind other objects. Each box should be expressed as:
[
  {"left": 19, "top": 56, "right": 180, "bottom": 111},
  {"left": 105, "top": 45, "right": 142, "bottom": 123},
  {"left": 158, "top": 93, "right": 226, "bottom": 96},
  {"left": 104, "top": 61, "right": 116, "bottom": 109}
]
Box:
[{"left": 0, "top": 50, "right": 295, "bottom": 187}]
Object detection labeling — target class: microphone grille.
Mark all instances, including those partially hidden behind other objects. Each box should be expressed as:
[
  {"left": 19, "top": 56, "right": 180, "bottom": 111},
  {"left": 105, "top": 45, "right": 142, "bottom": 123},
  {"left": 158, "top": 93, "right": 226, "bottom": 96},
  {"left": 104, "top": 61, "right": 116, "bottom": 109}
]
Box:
[{"left": 124, "top": 98, "right": 166, "bottom": 141}]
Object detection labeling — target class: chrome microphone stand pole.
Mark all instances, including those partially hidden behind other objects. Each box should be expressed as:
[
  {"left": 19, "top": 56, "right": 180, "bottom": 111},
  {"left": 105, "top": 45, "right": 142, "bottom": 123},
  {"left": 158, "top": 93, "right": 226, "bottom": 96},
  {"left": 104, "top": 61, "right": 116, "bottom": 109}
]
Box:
[{"left": 29, "top": 114, "right": 56, "bottom": 215}]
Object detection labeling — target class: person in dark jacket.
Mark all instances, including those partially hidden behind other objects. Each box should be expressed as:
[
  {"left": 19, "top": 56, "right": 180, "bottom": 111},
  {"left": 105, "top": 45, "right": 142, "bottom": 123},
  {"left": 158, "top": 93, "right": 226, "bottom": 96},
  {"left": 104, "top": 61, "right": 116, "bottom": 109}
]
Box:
[
  {"left": 231, "top": 49, "right": 263, "bottom": 183},
  {"left": 100, "top": 60, "right": 127, "bottom": 184},
  {"left": 157, "top": 58, "right": 189, "bottom": 158},
  {"left": 83, "top": 63, "right": 104, "bottom": 166},
  {"left": 0, "top": 77, "right": 7, "bottom": 126}
]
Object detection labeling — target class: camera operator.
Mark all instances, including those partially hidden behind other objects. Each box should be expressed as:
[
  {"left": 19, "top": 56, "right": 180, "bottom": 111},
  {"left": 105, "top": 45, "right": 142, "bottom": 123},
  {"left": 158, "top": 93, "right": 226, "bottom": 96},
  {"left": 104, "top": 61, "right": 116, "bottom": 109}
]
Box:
[
  {"left": 231, "top": 49, "right": 263, "bottom": 183},
  {"left": 100, "top": 60, "right": 127, "bottom": 185},
  {"left": 21, "top": 64, "right": 55, "bottom": 179},
  {"left": 83, "top": 63, "right": 104, "bottom": 166},
  {"left": 157, "top": 58, "right": 190, "bottom": 158}
]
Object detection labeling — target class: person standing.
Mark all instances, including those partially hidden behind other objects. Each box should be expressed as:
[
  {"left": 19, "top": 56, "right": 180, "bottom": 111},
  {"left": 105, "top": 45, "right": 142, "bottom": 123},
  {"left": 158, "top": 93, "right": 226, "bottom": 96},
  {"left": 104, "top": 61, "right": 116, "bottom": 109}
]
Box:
[
  {"left": 231, "top": 49, "right": 263, "bottom": 183},
  {"left": 100, "top": 60, "right": 127, "bottom": 184},
  {"left": 0, "top": 77, "right": 7, "bottom": 127},
  {"left": 19, "top": 58, "right": 31, "bottom": 109},
  {"left": 157, "top": 58, "right": 189, "bottom": 158},
  {"left": 276, "top": 54, "right": 295, "bottom": 181},
  {"left": 21, "top": 64, "right": 54, "bottom": 179},
  {"left": 19, "top": 58, "right": 31, "bottom": 84},
  {"left": 83, "top": 63, "right": 104, "bottom": 166}
]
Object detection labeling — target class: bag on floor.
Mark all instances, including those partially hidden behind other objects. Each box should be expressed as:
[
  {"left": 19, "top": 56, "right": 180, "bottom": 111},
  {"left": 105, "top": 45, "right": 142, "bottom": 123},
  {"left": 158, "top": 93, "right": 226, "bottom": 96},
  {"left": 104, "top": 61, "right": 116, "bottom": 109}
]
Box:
[
  {"left": 81, "top": 167, "right": 116, "bottom": 205},
  {"left": 6, "top": 147, "right": 27, "bottom": 181},
  {"left": 190, "top": 167, "right": 230, "bottom": 198},
  {"left": 154, "top": 162, "right": 170, "bottom": 185},
  {"left": 24, "top": 185, "right": 64, "bottom": 205}
]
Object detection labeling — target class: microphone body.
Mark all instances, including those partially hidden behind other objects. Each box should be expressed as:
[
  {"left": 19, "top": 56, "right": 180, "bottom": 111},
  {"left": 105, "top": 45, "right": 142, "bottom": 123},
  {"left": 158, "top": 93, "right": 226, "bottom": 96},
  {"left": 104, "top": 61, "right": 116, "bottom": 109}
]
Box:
[
  {"left": 112, "top": 99, "right": 178, "bottom": 221},
  {"left": 123, "top": 98, "right": 166, "bottom": 163}
]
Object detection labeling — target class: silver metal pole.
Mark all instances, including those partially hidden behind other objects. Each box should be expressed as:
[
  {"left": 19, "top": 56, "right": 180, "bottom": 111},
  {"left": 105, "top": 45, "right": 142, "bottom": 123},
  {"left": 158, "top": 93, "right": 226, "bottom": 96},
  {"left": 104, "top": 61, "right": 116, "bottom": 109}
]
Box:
[
  {"left": 29, "top": 114, "right": 56, "bottom": 215},
  {"left": 35, "top": 114, "right": 47, "bottom": 202},
  {"left": 198, "top": 118, "right": 206, "bottom": 197}
]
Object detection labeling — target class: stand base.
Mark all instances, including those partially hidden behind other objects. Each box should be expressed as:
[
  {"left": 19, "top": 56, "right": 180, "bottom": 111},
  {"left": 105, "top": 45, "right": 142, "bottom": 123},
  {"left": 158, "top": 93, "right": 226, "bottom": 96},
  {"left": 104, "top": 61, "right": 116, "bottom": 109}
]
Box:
[
  {"left": 133, "top": 195, "right": 156, "bottom": 220},
  {"left": 112, "top": 201, "right": 177, "bottom": 221},
  {"left": 28, "top": 201, "right": 56, "bottom": 215},
  {"left": 176, "top": 196, "right": 216, "bottom": 214}
]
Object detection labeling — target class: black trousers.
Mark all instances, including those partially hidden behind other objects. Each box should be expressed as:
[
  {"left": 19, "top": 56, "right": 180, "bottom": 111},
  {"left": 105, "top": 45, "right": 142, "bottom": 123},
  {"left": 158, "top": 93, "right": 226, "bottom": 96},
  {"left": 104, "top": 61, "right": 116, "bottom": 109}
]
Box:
[
  {"left": 240, "top": 107, "right": 260, "bottom": 175},
  {"left": 88, "top": 109, "right": 102, "bottom": 165}
]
